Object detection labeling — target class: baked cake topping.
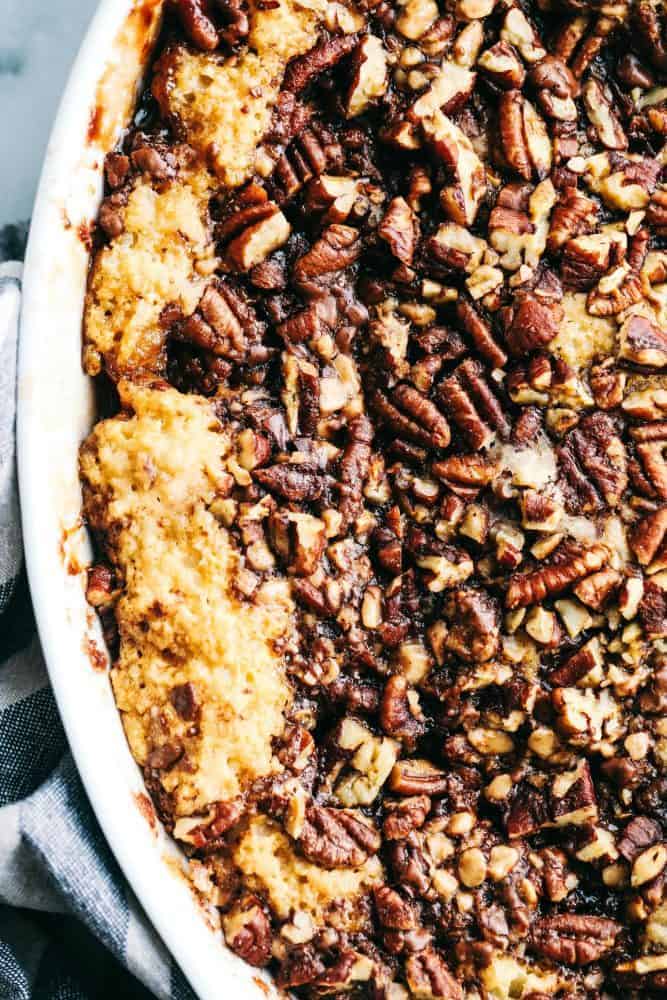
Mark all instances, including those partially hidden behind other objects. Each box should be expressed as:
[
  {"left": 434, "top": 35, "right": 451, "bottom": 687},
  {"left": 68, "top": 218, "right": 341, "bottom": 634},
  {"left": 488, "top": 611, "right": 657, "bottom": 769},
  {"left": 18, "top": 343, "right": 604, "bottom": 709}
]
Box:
[{"left": 81, "top": 0, "right": 667, "bottom": 995}]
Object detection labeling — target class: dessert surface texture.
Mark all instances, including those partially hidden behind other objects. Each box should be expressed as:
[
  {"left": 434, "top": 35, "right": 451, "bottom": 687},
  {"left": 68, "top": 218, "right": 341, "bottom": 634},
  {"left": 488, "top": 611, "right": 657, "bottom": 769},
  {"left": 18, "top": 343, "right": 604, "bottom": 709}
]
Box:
[{"left": 80, "top": 0, "right": 667, "bottom": 995}]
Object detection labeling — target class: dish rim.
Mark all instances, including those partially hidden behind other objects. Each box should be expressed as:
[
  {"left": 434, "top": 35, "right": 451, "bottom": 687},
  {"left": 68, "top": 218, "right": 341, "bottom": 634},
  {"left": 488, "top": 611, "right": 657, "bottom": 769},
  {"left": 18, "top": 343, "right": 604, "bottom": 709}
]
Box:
[{"left": 16, "top": 2, "right": 277, "bottom": 997}]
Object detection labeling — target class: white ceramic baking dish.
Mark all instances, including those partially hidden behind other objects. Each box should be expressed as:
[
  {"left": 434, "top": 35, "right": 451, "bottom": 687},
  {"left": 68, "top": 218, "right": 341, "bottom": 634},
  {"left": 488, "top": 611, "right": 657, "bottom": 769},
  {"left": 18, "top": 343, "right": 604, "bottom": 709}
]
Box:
[{"left": 17, "top": 2, "right": 274, "bottom": 997}]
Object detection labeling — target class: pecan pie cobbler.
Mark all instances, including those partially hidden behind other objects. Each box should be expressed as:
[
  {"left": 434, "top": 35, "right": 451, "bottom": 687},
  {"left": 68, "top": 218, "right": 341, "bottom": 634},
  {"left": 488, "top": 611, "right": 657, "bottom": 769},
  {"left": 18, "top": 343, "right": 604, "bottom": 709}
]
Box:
[{"left": 80, "top": 0, "right": 667, "bottom": 994}]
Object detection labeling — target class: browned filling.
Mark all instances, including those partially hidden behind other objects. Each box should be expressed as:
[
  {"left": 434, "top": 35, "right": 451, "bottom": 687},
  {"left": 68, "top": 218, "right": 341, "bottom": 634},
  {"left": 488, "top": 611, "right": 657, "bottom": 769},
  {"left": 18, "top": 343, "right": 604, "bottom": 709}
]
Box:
[{"left": 80, "top": 0, "right": 667, "bottom": 996}]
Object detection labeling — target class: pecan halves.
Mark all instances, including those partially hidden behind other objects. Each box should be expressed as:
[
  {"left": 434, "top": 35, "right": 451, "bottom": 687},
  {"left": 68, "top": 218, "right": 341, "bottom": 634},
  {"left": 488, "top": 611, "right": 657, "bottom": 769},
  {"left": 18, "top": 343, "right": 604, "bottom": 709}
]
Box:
[
  {"left": 298, "top": 805, "right": 381, "bottom": 868},
  {"left": 506, "top": 543, "right": 608, "bottom": 608},
  {"left": 582, "top": 77, "right": 628, "bottom": 150},
  {"left": 630, "top": 423, "right": 667, "bottom": 500},
  {"left": 391, "top": 384, "right": 451, "bottom": 449},
  {"left": 498, "top": 91, "right": 552, "bottom": 181},
  {"left": 437, "top": 359, "right": 511, "bottom": 449},
  {"left": 283, "top": 35, "right": 359, "bottom": 94},
  {"left": 371, "top": 383, "right": 451, "bottom": 453},
  {"left": 530, "top": 914, "right": 622, "bottom": 966},
  {"left": 456, "top": 299, "right": 507, "bottom": 370}
]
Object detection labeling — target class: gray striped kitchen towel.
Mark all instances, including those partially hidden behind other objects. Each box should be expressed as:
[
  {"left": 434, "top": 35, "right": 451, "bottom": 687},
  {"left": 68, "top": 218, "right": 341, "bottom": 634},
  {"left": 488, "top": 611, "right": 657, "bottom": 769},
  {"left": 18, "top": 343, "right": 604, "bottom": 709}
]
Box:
[{"left": 0, "top": 251, "right": 196, "bottom": 1000}]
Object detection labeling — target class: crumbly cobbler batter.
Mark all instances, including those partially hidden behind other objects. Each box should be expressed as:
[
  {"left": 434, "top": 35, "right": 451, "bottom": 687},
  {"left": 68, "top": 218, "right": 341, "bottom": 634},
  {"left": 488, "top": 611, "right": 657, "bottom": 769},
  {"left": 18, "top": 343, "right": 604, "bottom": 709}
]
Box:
[{"left": 80, "top": 0, "right": 667, "bottom": 995}]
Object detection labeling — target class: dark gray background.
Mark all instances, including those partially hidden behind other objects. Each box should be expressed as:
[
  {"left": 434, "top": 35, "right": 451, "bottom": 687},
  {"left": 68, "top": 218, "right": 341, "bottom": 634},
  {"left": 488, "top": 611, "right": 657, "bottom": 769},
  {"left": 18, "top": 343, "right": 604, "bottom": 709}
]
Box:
[{"left": 1, "top": 0, "right": 96, "bottom": 254}]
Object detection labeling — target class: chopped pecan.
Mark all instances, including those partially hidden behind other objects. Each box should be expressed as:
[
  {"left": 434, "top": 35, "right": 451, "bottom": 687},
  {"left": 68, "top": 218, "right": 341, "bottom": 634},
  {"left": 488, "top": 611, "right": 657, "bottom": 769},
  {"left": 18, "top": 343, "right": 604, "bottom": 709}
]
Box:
[
  {"left": 647, "top": 187, "right": 667, "bottom": 236},
  {"left": 216, "top": 0, "right": 249, "bottom": 46},
  {"left": 530, "top": 913, "right": 622, "bottom": 967},
  {"left": 420, "top": 112, "right": 486, "bottom": 226},
  {"left": 585, "top": 151, "right": 661, "bottom": 211},
  {"left": 506, "top": 542, "right": 608, "bottom": 608},
  {"left": 380, "top": 674, "right": 425, "bottom": 749},
  {"left": 254, "top": 463, "right": 323, "bottom": 502},
  {"left": 298, "top": 805, "right": 380, "bottom": 868},
  {"left": 505, "top": 785, "right": 550, "bottom": 838},
  {"left": 283, "top": 35, "right": 359, "bottom": 94},
  {"left": 630, "top": 423, "right": 667, "bottom": 500},
  {"left": 442, "top": 587, "right": 500, "bottom": 663},
  {"left": 86, "top": 563, "right": 116, "bottom": 607},
  {"left": 383, "top": 795, "right": 430, "bottom": 839},
  {"left": 502, "top": 296, "right": 562, "bottom": 356},
  {"left": 618, "top": 815, "right": 662, "bottom": 863},
  {"left": 170, "top": 681, "right": 200, "bottom": 721},
  {"left": 512, "top": 406, "right": 543, "bottom": 445},
  {"left": 339, "top": 415, "right": 373, "bottom": 528},
  {"left": 223, "top": 895, "right": 272, "bottom": 967},
  {"left": 405, "top": 949, "right": 463, "bottom": 1000},
  {"left": 619, "top": 314, "right": 667, "bottom": 369},
  {"left": 635, "top": 0, "right": 667, "bottom": 72},
  {"left": 225, "top": 205, "right": 291, "bottom": 272},
  {"left": 583, "top": 77, "right": 628, "bottom": 150},
  {"left": 378, "top": 197, "right": 418, "bottom": 266},
  {"left": 130, "top": 142, "right": 176, "bottom": 180},
  {"left": 478, "top": 41, "right": 525, "bottom": 90},
  {"left": 104, "top": 152, "right": 130, "bottom": 190},
  {"left": 558, "top": 412, "right": 628, "bottom": 512},
  {"left": 390, "top": 759, "right": 449, "bottom": 796},
  {"left": 275, "top": 946, "right": 325, "bottom": 989},
  {"left": 541, "top": 847, "right": 577, "bottom": 902},
  {"left": 589, "top": 360, "right": 625, "bottom": 410},
  {"left": 528, "top": 55, "right": 578, "bottom": 121},
  {"left": 293, "top": 224, "right": 361, "bottom": 287},
  {"left": 426, "top": 224, "right": 486, "bottom": 275},
  {"left": 547, "top": 187, "right": 598, "bottom": 252},
  {"left": 347, "top": 35, "right": 388, "bottom": 117},
  {"left": 500, "top": 6, "right": 546, "bottom": 64},
  {"left": 374, "top": 886, "right": 417, "bottom": 930},
  {"left": 98, "top": 191, "right": 127, "bottom": 239},
  {"left": 572, "top": 568, "right": 621, "bottom": 610},
  {"left": 630, "top": 506, "right": 667, "bottom": 566},
  {"left": 269, "top": 510, "right": 326, "bottom": 575},
  {"left": 562, "top": 233, "right": 615, "bottom": 287},
  {"left": 171, "top": 0, "right": 219, "bottom": 50},
  {"left": 145, "top": 741, "right": 183, "bottom": 770},
  {"left": 278, "top": 295, "right": 339, "bottom": 344}
]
